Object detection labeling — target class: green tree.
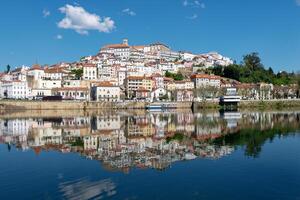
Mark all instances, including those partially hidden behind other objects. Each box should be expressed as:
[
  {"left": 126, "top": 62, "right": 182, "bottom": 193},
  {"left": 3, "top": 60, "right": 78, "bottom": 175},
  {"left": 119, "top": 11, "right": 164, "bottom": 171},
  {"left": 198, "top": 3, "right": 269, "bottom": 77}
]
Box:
[
  {"left": 165, "top": 70, "right": 172, "bottom": 78},
  {"left": 243, "top": 52, "right": 263, "bottom": 71},
  {"left": 212, "top": 65, "right": 223, "bottom": 76},
  {"left": 6, "top": 64, "right": 11, "bottom": 73},
  {"left": 224, "top": 64, "right": 240, "bottom": 81},
  {"left": 174, "top": 72, "right": 184, "bottom": 81},
  {"left": 71, "top": 68, "right": 83, "bottom": 80},
  {"left": 165, "top": 71, "right": 184, "bottom": 81}
]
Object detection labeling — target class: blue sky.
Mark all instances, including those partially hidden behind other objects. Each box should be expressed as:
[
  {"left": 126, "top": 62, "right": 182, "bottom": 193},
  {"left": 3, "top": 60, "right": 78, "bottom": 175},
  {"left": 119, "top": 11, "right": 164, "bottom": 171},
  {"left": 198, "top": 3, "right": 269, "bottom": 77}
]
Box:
[{"left": 0, "top": 0, "right": 300, "bottom": 72}]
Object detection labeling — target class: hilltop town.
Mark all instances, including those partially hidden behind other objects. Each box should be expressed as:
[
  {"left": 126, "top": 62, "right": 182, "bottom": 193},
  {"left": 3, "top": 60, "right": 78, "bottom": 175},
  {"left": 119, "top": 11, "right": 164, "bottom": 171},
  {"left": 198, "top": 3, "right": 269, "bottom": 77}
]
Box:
[{"left": 0, "top": 39, "right": 299, "bottom": 102}]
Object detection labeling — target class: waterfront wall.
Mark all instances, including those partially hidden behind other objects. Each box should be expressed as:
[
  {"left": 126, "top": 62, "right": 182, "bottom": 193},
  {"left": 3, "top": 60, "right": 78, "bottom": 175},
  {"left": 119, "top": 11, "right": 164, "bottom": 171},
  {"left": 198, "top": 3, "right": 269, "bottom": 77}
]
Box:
[
  {"left": 1, "top": 99, "right": 299, "bottom": 111},
  {"left": 0, "top": 100, "right": 192, "bottom": 111},
  {"left": 0, "top": 100, "right": 125, "bottom": 110}
]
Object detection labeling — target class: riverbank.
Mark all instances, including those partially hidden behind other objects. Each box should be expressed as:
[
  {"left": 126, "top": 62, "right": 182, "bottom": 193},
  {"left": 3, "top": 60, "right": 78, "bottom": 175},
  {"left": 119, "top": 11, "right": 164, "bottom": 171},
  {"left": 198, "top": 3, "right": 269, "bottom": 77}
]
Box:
[
  {"left": 193, "top": 99, "right": 300, "bottom": 110},
  {"left": 239, "top": 99, "right": 300, "bottom": 109},
  {"left": 0, "top": 100, "right": 192, "bottom": 111},
  {"left": 1, "top": 99, "right": 300, "bottom": 111}
]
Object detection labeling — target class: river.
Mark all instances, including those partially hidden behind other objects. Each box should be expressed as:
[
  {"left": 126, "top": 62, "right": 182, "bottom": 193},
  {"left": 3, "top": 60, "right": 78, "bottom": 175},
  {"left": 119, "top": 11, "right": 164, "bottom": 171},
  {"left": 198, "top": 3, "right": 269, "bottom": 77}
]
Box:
[{"left": 0, "top": 110, "right": 299, "bottom": 199}]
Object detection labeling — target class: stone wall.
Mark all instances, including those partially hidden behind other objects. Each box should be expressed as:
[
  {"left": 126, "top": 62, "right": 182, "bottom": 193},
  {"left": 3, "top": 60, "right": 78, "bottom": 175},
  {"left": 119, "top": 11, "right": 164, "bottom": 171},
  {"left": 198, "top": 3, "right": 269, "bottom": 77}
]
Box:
[{"left": 0, "top": 100, "right": 192, "bottom": 111}]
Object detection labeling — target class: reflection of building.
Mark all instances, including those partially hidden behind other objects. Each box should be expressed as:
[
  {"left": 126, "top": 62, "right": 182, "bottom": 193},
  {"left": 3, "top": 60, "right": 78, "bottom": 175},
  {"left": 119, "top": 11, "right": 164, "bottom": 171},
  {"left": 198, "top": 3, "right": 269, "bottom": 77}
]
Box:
[
  {"left": 1, "top": 111, "right": 299, "bottom": 171},
  {"left": 221, "top": 112, "right": 242, "bottom": 128}
]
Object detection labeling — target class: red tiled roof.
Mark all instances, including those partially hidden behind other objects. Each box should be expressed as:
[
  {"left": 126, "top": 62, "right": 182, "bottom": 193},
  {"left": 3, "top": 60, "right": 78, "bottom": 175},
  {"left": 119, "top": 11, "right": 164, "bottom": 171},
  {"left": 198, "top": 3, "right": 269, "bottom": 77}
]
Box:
[
  {"left": 83, "top": 63, "right": 96, "bottom": 68},
  {"left": 127, "top": 76, "right": 146, "bottom": 80},
  {"left": 31, "top": 64, "right": 43, "bottom": 70},
  {"left": 103, "top": 43, "right": 129, "bottom": 49},
  {"left": 95, "top": 81, "right": 116, "bottom": 87},
  {"left": 44, "top": 68, "right": 66, "bottom": 73},
  {"left": 190, "top": 74, "right": 221, "bottom": 80}
]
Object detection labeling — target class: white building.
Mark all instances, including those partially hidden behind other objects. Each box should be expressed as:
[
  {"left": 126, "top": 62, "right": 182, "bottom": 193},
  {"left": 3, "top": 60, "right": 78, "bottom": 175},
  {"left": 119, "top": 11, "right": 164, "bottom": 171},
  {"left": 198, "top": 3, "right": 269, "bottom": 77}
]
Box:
[
  {"left": 11, "top": 65, "right": 29, "bottom": 82},
  {"left": 100, "top": 39, "right": 131, "bottom": 60},
  {"left": 193, "top": 52, "right": 233, "bottom": 68},
  {"left": 127, "top": 64, "right": 156, "bottom": 77},
  {"left": 159, "top": 50, "right": 180, "bottom": 61},
  {"left": 151, "top": 88, "right": 169, "bottom": 100},
  {"left": 149, "top": 42, "right": 170, "bottom": 53},
  {"left": 52, "top": 87, "right": 89, "bottom": 100},
  {"left": 30, "top": 79, "right": 61, "bottom": 98},
  {"left": 91, "top": 82, "right": 121, "bottom": 102},
  {"left": 31, "top": 89, "right": 52, "bottom": 97},
  {"left": 27, "top": 64, "right": 44, "bottom": 80},
  {"left": 180, "top": 52, "right": 196, "bottom": 61},
  {"left": 83, "top": 64, "right": 97, "bottom": 80},
  {"left": 129, "top": 47, "right": 145, "bottom": 60},
  {"left": 151, "top": 74, "right": 164, "bottom": 89},
  {"left": 40, "top": 79, "right": 61, "bottom": 89},
  {"left": 117, "top": 69, "right": 127, "bottom": 86},
  {"left": 63, "top": 80, "right": 83, "bottom": 88},
  {"left": 191, "top": 74, "right": 221, "bottom": 88},
  {"left": 1, "top": 81, "right": 31, "bottom": 99},
  {"left": 43, "top": 68, "right": 68, "bottom": 80}
]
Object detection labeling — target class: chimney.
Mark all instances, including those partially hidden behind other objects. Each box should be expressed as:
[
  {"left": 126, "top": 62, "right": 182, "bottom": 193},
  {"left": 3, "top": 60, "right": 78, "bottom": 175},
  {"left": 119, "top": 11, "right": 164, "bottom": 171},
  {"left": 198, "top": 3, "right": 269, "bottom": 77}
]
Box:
[{"left": 123, "top": 38, "right": 128, "bottom": 46}]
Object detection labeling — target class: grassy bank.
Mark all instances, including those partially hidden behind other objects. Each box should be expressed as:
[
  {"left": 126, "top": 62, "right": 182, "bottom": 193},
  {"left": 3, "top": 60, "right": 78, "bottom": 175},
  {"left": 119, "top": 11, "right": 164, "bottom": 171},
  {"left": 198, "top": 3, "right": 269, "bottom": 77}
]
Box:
[
  {"left": 193, "top": 99, "right": 300, "bottom": 110},
  {"left": 239, "top": 99, "right": 300, "bottom": 109}
]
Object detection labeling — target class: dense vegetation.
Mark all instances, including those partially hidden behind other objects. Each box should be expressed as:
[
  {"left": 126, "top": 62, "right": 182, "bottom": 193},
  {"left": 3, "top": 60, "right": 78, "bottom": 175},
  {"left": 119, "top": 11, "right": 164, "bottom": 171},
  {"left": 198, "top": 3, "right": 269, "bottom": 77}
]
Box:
[
  {"left": 210, "top": 53, "right": 300, "bottom": 85},
  {"left": 70, "top": 68, "right": 83, "bottom": 80},
  {"left": 165, "top": 71, "right": 184, "bottom": 81}
]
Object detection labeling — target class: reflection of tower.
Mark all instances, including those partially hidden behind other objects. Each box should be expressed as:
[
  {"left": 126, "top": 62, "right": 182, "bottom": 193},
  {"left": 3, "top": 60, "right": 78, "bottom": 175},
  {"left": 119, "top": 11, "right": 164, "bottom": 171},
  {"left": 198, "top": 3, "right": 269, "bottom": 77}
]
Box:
[{"left": 151, "top": 113, "right": 167, "bottom": 138}]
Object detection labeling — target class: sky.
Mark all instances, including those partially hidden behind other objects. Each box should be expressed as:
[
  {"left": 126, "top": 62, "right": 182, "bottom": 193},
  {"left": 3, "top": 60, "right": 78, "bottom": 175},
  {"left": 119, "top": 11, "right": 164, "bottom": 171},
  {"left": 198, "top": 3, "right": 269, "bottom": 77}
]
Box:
[{"left": 0, "top": 0, "right": 300, "bottom": 72}]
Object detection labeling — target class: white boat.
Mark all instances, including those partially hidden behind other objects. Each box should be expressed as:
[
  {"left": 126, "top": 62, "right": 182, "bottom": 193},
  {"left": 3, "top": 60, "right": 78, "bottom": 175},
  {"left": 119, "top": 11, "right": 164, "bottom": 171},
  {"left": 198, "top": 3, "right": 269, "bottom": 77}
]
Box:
[{"left": 146, "top": 103, "right": 163, "bottom": 110}]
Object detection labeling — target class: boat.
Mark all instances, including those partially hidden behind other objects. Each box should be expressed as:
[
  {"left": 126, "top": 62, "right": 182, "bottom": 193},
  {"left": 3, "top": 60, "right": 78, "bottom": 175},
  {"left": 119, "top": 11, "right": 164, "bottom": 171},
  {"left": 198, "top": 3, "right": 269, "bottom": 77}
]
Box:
[{"left": 146, "top": 103, "right": 163, "bottom": 110}]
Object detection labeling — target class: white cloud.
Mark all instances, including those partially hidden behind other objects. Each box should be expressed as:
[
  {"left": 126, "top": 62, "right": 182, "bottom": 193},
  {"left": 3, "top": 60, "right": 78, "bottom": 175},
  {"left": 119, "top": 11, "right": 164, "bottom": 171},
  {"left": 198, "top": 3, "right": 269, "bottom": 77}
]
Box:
[
  {"left": 56, "top": 34, "right": 63, "bottom": 40},
  {"left": 43, "top": 9, "right": 50, "bottom": 18},
  {"left": 296, "top": 0, "right": 300, "bottom": 6},
  {"left": 57, "top": 4, "right": 115, "bottom": 35},
  {"left": 122, "top": 8, "right": 136, "bottom": 16},
  {"left": 183, "top": 0, "right": 205, "bottom": 8},
  {"left": 194, "top": 1, "right": 205, "bottom": 8},
  {"left": 187, "top": 14, "right": 198, "bottom": 20}
]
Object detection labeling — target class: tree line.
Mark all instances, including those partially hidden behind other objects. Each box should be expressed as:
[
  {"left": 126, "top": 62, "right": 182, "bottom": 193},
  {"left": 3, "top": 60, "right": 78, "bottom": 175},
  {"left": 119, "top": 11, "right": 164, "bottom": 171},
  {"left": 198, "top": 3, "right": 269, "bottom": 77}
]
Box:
[{"left": 208, "top": 52, "right": 300, "bottom": 86}]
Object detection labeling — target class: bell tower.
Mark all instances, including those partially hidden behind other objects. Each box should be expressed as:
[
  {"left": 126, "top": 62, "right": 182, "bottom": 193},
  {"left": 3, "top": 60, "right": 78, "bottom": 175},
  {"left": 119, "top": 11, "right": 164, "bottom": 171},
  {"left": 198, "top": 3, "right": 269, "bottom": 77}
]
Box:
[{"left": 123, "top": 38, "right": 128, "bottom": 46}]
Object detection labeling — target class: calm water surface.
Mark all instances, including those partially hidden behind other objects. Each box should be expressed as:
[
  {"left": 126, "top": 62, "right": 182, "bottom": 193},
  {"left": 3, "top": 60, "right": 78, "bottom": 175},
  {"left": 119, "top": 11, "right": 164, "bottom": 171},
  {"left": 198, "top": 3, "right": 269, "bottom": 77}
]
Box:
[{"left": 0, "top": 110, "right": 300, "bottom": 200}]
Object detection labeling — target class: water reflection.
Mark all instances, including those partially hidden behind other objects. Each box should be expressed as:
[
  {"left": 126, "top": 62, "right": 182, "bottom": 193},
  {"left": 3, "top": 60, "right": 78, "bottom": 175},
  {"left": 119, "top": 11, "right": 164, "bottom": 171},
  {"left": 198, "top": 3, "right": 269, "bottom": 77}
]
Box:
[{"left": 0, "top": 110, "right": 299, "bottom": 172}]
